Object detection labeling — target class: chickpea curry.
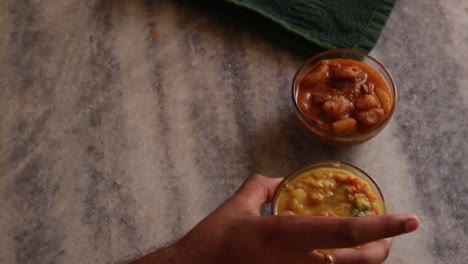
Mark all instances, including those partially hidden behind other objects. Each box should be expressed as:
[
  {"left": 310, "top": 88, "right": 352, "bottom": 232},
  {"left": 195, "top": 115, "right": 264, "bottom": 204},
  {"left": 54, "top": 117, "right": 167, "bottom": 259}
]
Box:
[
  {"left": 297, "top": 59, "right": 393, "bottom": 134},
  {"left": 276, "top": 168, "right": 383, "bottom": 217}
]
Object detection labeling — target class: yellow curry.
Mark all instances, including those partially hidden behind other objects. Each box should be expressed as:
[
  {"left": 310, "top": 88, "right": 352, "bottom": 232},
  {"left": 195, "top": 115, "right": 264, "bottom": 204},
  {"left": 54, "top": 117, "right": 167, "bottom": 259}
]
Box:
[{"left": 276, "top": 168, "right": 383, "bottom": 217}]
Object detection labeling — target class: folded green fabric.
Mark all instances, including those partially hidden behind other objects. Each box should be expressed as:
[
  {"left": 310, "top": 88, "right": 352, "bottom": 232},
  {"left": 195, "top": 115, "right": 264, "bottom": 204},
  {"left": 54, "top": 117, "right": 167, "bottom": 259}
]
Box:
[{"left": 225, "top": 0, "right": 397, "bottom": 53}]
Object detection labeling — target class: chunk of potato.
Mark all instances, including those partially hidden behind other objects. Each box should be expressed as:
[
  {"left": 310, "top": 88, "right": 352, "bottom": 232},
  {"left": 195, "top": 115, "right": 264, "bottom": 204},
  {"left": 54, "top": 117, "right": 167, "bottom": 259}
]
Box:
[
  {"left": 332, "top": 118, "right": 357, "bottom": 134},
  {"left": 375, "top": 88, "right": 392, "bottom": 114},
  {"left": 355, "top": 95, "right": 379, "bottom": 110},
  {"left": 301, "top": 60, "right": 329, "bottom": 87},
  {"left": 291, "top": 189, "right": 307, "bottom": 201}
]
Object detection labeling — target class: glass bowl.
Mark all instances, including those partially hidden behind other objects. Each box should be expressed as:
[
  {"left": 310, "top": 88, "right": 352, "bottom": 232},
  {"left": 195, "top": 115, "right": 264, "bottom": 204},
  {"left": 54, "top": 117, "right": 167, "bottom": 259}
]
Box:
[
  {"left": 292, "top": 49, "right": 397, "bottom": 146},
  {"left": 272, "top": 160, "right": 386, "bottom": 216}
]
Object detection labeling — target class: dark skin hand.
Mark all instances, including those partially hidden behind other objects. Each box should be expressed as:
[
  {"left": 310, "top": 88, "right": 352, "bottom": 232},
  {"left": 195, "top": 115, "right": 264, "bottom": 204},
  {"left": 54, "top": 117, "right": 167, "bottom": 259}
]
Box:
[{"left": 132, "top": 174, "right": 419, "bottom": 264}]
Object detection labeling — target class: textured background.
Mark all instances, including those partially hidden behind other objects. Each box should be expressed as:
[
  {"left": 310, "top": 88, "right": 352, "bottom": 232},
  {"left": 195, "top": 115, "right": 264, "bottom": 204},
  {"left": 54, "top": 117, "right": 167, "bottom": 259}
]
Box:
[{"left": 0, "top": 0, "right": 467, "bottom": 263}]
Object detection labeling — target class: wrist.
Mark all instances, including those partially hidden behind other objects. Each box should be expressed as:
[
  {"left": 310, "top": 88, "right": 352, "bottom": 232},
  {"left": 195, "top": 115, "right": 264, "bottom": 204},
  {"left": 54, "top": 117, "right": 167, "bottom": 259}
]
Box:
[{"left": 132, "top": 244, "right": 179, "bottom": 264}]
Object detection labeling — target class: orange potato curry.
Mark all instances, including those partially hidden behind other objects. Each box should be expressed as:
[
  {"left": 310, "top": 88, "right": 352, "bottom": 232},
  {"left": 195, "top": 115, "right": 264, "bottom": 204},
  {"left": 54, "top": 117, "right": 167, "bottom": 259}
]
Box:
[
  {"left": 297, "top": 59, "right": 393, "bottom": 134},
  {"left": 276, "top": 168, "right": 383, "bottom": 217}
]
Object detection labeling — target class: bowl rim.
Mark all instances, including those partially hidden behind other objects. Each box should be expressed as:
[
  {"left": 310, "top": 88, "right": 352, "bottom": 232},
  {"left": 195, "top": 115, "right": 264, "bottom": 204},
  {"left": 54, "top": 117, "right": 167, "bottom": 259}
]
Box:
[
  {"left": 291, "top": 49, "right": 397, "bottom": 139},
  {"left": 271, "top": 160, "right": 387, "bottom": 215}
]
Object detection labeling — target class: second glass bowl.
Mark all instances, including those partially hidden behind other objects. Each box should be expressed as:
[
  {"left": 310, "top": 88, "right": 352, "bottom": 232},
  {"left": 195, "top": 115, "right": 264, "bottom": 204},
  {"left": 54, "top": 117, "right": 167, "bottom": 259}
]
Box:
[{"left": 292, "top": 49, "right": 397, "bottom": 146}]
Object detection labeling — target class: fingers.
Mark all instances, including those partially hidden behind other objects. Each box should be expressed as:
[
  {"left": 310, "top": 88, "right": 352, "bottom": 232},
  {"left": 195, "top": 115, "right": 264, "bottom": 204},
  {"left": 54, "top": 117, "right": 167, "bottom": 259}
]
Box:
[
  {"left": 273, "top": 239, "right": 393, "bottom": 264},
  {"left": 284, "top": 251, "right": 324, "bottom": 264},
  {"left": 329, "top": 238, "right": 393, "bottom": 264},
  {"left": 262, "top": 214, "right": 419, "bottom": 251},
  {"left": 226, "top": 174, "right": 283, "bottom": 214}
]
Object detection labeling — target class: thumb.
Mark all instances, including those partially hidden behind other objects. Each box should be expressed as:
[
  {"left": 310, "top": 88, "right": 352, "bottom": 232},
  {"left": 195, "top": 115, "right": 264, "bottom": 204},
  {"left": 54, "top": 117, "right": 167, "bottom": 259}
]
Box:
[{"left": 225, "top": 174, "right": 283, "bottom": 215}]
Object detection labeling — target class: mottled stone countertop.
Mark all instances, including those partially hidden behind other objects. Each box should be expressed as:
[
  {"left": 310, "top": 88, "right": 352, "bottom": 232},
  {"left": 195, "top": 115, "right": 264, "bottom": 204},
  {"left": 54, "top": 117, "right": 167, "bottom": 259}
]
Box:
[{"left": 1, "top": 0, "right": 467, "bottom": 263}]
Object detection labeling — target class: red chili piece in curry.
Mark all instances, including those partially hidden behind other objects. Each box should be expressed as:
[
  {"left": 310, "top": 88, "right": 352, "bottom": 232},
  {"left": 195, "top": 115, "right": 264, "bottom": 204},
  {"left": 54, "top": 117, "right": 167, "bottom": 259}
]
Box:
[{"left": 297, "top": 59, "right": 393, "bottom": 134}]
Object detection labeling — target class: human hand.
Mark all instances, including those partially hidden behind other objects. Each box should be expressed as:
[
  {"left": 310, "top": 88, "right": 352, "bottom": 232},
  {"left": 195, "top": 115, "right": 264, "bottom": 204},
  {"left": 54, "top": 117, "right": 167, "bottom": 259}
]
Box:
[{"left": 132, "top": 174, "right": 419, "bottom": 264}]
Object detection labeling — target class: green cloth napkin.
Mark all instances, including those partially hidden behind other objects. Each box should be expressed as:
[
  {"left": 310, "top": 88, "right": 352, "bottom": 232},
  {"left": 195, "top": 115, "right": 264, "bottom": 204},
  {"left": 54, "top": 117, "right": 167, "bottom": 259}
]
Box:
[{"left": 225, "top": 0, "right": 397, "bottom": 53}]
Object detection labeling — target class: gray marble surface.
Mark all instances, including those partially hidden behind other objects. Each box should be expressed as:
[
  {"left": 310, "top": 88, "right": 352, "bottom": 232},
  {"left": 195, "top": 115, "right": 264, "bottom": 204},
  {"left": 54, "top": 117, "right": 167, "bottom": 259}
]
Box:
[{"left": 1, "top": 0, "right": 467, "bottom": 263}]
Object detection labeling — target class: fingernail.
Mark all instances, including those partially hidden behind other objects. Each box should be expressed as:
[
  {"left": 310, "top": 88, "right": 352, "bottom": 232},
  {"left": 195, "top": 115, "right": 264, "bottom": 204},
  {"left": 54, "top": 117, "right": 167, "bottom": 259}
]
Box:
[{"left": 405, "top": 218, "right": 419, "bottom": 232}]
